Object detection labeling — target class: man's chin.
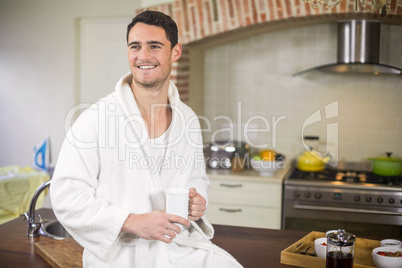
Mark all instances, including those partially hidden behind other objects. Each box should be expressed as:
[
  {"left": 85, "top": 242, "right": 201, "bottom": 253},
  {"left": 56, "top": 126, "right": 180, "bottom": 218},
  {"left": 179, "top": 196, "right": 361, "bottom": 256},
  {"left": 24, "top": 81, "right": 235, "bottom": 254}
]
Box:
[{"left": 132, "top": 77, "right": 168, "bottom": 90}]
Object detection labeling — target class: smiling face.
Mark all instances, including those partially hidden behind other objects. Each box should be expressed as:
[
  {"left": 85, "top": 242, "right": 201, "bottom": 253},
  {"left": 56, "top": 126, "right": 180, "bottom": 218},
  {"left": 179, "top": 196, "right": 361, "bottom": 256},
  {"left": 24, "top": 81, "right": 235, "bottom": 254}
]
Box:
[{"left": 127, "top": 22, "right": 181, "bottom": 91}]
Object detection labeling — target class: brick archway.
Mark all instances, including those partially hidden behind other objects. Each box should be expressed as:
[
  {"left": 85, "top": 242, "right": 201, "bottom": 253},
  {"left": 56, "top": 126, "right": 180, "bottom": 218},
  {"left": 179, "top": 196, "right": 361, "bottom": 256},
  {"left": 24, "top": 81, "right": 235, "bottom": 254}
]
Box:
[{"left": 137, "top": 0, "right": 402, "bottom": 102}]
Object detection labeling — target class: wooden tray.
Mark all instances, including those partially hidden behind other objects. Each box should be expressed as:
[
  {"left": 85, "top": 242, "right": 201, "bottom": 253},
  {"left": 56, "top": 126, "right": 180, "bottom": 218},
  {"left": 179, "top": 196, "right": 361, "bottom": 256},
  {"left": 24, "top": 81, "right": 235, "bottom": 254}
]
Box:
[{"left": 280, "top": 231, "right": 381, "bottom": 268}]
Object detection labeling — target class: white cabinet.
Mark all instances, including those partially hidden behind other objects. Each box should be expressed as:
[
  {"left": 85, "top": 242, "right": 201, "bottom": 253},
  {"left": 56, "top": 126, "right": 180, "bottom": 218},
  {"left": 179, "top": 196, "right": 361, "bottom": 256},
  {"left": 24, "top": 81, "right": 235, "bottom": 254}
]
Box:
[{"left": 205, "top": 167, "right": 290, "bottom": 229}]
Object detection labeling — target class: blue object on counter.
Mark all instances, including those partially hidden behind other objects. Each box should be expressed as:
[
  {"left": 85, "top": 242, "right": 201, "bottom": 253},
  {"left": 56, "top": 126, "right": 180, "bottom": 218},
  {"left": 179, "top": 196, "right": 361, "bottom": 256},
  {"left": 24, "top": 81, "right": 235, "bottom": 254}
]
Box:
[{"left": 33, "top": 137, "right": 51, "bottom": 172}]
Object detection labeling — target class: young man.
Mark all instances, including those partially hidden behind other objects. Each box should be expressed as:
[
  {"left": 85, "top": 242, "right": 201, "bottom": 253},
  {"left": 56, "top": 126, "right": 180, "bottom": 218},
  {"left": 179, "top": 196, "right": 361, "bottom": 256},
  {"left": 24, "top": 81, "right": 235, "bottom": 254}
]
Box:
[{"left": 51, "top": 10, "right": 242, "bottom": 267}]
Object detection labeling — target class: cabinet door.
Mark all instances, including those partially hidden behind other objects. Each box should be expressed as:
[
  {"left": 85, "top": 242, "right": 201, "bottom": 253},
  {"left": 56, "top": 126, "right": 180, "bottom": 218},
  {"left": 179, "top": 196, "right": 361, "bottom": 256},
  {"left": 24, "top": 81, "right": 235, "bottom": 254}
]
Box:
[
  {"left": 206, "top": 203, "right": 280, "bottom": 229},
  {"left": 208, "top": 179, "right": 281, "bottom": 207}
]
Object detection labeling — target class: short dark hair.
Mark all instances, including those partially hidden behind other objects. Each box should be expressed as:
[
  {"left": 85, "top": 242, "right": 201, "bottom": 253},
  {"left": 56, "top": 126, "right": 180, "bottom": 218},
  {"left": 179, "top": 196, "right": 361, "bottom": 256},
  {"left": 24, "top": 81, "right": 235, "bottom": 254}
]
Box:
[{"left": 126, "top": 10, "right": 178, "bottom": 49}]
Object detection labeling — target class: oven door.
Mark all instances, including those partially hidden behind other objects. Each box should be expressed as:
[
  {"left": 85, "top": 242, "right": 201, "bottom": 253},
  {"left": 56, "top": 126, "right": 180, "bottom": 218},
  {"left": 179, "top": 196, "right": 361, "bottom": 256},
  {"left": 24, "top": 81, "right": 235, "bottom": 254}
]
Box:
[{"left": 282, "top": 200, "right": 402, "bottom": 239}]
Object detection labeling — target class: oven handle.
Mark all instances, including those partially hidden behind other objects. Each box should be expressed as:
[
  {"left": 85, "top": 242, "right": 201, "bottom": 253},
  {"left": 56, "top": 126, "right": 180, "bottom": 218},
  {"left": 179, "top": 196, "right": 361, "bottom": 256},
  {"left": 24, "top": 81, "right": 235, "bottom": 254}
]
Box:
[{"left": 293, "top": 204, "right": 402, "bottom": 216}]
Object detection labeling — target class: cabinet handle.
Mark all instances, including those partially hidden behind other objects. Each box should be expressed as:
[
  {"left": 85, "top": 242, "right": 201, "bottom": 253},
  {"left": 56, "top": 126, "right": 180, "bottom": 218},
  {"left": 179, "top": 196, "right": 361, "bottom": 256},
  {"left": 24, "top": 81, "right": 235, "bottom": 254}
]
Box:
[
  {"left": 219, "top": 183, "right": 243, "bottom": 188},
  {"left": 219, "top": 208, "right": 242, "bottom": 213}
]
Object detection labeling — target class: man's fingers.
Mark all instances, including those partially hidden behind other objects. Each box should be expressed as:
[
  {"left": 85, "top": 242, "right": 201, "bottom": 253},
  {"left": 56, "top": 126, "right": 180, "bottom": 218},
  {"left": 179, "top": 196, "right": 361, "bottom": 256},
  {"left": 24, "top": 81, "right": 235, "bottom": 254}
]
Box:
[
  {"left": 123, "top": 211, "right": 192, "bottom": 244},
  {"left": 158, "top": 233, "right": 173, "bottom": 243},
  {"left": 168, "top": 222, "right": 182, "bottom": 234},
  {"left": 189, "top": 194, "right": 206, "bottom": 206},
  {"left": 188, "top": 187, "right": 196, "bottom": 197},
  {"left": 189, "top": 209, "right": 203, "bottom": 217},
  {"left": 166, "top": 214, "right": 190, "bottom": 227},
  {"left": 164, "top": 229, "right": 177, "bottom": 239},
  {"left": 189, "top": 203, "right": 206, "bottom": 211},
  {"left": 188, "top": 215, "right": 200, "bottom": 221},
  {"left": 189, "top": 198, "right": 203, "bottom": 205}
]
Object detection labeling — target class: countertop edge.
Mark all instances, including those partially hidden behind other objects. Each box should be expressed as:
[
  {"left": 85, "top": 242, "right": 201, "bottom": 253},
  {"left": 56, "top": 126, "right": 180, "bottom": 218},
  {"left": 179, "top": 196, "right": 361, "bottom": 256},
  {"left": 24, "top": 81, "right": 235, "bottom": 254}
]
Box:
[{"left": 207, "top": 163, "right": 293, "bottom": 183}]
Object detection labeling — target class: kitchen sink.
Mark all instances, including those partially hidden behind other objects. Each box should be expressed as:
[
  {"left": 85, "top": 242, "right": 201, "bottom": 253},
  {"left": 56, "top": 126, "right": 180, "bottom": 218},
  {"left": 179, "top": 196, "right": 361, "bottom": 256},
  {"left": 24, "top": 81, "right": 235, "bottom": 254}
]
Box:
[{"left": 39, "top": 220, "right": 72, "bottom": 240}]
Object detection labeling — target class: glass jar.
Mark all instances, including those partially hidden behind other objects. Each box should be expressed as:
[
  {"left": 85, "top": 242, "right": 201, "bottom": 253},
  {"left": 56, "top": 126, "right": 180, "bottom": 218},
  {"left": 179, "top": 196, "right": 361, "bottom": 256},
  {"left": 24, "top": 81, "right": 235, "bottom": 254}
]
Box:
[
  {"left": 231, "top": 155, "right": 246, "bottom": 172},
  {"left": 326, "top": 229, "right": 356, "bottom": 268}
]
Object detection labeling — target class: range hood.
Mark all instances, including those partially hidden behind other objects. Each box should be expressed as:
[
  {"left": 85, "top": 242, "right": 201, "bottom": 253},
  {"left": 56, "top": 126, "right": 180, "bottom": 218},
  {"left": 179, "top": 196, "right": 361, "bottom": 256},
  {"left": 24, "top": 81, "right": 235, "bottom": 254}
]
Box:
[{"left": 293, "top": 20, "right": 402, "bottom": 76}]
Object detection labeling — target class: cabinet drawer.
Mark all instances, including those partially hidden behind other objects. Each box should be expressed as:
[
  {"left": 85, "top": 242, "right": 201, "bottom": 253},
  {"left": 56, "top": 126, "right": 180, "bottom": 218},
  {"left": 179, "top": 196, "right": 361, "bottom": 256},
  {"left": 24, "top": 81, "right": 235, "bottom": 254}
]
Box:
[
  {"left": 208, "top": 179, "right": 281, "bottom": 206},
  {"left": 206, "top": 203, "right": 280, "bottom": 229}
]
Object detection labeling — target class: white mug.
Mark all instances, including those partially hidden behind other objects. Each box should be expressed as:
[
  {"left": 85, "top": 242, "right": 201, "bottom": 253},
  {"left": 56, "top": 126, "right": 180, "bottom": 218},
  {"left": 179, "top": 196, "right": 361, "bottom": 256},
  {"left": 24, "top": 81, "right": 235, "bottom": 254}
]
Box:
[{"left": 166, "top": 188, "right": 189, "bottom": 220}]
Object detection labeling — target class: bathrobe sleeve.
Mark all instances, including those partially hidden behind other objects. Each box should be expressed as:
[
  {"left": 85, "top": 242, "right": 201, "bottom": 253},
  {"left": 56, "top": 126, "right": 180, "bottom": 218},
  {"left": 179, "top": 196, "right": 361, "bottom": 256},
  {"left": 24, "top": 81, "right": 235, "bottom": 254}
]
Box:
[{"left": 50, "top": 105, "right": 130, "bottom": 261}]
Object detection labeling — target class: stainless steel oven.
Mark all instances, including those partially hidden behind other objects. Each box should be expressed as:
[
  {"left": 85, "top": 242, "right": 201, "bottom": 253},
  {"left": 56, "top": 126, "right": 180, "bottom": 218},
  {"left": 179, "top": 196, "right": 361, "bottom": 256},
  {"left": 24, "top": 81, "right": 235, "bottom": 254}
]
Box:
[{"left": 282, "top": 165, "right": 402, "bottom": 239}]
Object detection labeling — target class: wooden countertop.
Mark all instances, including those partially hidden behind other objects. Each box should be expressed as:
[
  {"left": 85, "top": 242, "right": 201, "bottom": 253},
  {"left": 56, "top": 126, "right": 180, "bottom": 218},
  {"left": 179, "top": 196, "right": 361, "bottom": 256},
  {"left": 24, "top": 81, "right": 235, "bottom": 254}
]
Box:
[{"left": 0, "top": 208, "right": 308, "bottom": 267}]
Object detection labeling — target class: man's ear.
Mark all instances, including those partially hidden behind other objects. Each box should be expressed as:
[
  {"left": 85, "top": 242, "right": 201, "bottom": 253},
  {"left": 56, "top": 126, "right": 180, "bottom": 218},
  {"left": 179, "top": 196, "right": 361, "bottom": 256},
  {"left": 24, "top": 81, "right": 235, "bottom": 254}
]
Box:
[{"left": 171, "top": 43, "right": 182, "bottom": 62}]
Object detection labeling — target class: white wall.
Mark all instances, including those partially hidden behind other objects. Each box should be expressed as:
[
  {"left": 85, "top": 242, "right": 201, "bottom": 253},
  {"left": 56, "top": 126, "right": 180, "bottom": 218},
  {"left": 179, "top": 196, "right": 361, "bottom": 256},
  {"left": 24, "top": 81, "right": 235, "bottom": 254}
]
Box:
[
  {"left": 202, "top": 23, "right": 402, "bottom": 163},
  {"left": 0, "top": 0, "right": 144, "bottom": 168}
]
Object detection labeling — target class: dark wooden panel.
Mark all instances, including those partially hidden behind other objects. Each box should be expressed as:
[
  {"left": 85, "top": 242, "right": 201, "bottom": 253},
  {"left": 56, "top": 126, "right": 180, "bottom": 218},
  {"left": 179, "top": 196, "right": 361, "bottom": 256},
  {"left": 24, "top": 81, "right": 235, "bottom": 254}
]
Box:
[{"left": 0, "top": 209, "right": 305, "bottom": 267}]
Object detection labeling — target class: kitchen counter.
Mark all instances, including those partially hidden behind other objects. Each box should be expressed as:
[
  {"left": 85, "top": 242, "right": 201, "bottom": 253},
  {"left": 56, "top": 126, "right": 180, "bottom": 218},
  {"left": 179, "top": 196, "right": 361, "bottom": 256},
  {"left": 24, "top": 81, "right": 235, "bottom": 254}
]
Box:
[
  {"left": 206, "top": 162, "right": 292, "bottom": 183},
  {"left": 0, "top": 208, "right": 309, "bottom": 268}
]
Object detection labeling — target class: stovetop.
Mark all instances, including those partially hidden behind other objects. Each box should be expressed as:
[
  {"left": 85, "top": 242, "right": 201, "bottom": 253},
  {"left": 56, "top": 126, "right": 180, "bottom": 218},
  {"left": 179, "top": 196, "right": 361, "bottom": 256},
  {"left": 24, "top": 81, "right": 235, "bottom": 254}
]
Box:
[{"left": 287, "top": 168, "right": 402, "bottom": 187}]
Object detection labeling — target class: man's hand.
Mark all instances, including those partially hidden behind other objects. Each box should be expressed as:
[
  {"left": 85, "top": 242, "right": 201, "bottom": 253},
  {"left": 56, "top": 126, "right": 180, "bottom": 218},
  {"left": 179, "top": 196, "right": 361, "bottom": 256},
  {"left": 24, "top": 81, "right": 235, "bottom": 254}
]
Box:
[
  {"left": 121, "top": 211, "right": 190, "bottom": 243},
  {"left": 188, "top": 187, "right": 207, "bottom": 221}
]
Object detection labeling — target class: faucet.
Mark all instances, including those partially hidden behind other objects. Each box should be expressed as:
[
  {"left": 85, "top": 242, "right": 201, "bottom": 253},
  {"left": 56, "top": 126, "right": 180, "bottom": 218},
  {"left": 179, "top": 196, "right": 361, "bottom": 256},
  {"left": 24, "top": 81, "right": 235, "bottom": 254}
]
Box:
[{"left": 22, "top": 179, "right": 51, "bottom": 237}]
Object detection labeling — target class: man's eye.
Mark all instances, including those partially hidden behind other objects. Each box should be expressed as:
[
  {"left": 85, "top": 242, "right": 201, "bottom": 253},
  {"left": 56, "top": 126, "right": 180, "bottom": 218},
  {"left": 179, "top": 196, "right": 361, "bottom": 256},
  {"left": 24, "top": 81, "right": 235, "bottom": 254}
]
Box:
[
  {"left": 151, "top": 45, "right": 161, "bottom": 49},
  {"left": 130, "top": 45, "right": 139, "bottom": 49}
]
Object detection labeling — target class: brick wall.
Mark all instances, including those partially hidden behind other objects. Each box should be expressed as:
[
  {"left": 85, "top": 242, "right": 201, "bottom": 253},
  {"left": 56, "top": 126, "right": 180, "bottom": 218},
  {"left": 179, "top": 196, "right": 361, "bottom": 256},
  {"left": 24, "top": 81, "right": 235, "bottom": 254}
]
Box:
[
  {"left": 171, "top": 46, "right": 190, "bottom": 102},
  {"left": 137, "top": 0, "right": 402, "bottom": 103}
]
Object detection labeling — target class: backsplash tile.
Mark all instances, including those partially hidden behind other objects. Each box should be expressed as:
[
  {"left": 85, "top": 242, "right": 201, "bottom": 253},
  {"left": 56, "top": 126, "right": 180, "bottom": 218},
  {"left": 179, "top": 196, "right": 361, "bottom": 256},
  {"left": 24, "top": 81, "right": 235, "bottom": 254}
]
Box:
[{"left": 202, "top": 23, "right": 402, "bottom": 163}]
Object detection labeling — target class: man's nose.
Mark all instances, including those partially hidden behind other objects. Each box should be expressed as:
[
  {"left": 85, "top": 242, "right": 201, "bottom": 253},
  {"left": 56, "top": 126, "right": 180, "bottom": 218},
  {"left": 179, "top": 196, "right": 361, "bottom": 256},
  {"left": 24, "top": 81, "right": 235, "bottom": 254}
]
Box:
[{"left": 138, "top": 48, "right": 151, "bottom": 59}]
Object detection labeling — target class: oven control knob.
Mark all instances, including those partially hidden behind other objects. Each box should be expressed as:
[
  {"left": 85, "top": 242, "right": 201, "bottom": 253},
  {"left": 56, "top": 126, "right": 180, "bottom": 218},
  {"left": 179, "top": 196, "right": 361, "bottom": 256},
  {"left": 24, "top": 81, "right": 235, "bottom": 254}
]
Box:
[
  {"left": 389, "top": 198, "right": 395, "bottom": 204},
  {"left": 293, "top": 191, "right": 300, "bottom": 198},
  {"left": 304, "top": 192, "right": 311, "bottom": 198},
  {"left": 377, "top": 197, "right": 383, "bottom": 203},
  {"left": 354, "top": 196, "right": 360, "bottom": 202},
  {"left": 365, "top": 196, "right": 372, "bottom": 203},
  {"left": 315, "top": 193, "right": 322, "bottom": 199}
]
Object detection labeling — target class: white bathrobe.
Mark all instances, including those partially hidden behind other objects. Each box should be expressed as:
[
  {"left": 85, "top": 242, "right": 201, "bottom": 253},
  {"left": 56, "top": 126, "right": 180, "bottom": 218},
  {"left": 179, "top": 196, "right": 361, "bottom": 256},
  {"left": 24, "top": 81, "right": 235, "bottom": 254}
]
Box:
[{"left": 50, "top": 73, "right": 243, "bottom": 268}]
